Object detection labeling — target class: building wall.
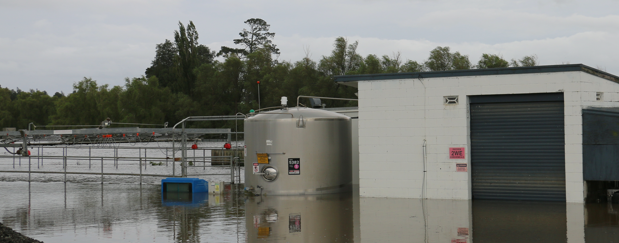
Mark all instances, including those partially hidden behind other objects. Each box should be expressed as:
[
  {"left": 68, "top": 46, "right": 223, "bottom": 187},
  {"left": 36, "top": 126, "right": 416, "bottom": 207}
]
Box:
[{"left": 357, "top": 71, "right": 619, "bottom": 202}]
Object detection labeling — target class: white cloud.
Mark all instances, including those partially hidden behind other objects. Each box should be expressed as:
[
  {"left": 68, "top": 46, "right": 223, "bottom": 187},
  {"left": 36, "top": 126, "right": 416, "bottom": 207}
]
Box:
[
  {"left": 273, "top": 31, "right": 619, "bottom": 73},
  {"left": 33, "top": 19, "right": 51, "bottom": 28},
  {"left": 1, "top": 0, "right": 619, "bottom": 94}
]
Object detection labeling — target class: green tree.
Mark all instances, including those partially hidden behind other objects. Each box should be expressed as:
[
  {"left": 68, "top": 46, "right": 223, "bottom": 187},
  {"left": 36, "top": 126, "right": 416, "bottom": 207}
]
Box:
[
  {"left": 173, "top": 21, "right": 214, "bottom": 96},
  {"left": 218, "top": 18, "right": 280, "bottom": 57},
  {"left": 319, "top": 37, "right": 362, "bottom": 76},
  {"left": 477, "top": 54, "right": 509, "bottom": 69},
  {"left": 0, "top": 86, "right": 14, "bottom": 129},
  {"left": 193, "top": 56, "right": 245, "bottom": 123},
  {"left": 424, "top": 46, "right": 472, "bottom": 71},
  {"left": 119, "top": 76, "right": 171, "bottom": 124},
  {"left": 511, "top": 55, "right": 538, "bottom": 67},
  {"left": 452, "top": 52, "right": 472, "bottom": 70},
  {"left": 400, "top": 60, "right": 425, "bottom": 72},
  {"left": 357, "top": 54, "right": 383, "bottom": 74},
  {"left": 52, "top": 78, "right": 102, "bottom": 126},
  {"left": 95, "top": 85, "right": 122, "bottom": 122},
  {"left": 13, "top": 90, "right": 56, "bottom": 129},
  {"left": 9, "top": 88, "right": 21, "bottom": 101},
  {"left": 243, "top": 47, "right": 278, "bottom": 109},
  {"left": 381, "top": 52, "right": 402, "bottom": 73},
  {"left": 145, "top": 39, "right": 178, "bottom": 89},
  {"left": 306, "top": 37, "right": 359, "bottom": 107},
  {"left": 286, "top": 57, "right": 321, "bottom": 102},
  {"left": 171, "top": 92, "right": 199, "bottom": 123}
]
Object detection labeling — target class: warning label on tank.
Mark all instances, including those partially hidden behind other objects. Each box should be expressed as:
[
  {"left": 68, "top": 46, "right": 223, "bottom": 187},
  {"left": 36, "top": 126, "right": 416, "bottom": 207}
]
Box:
[
  {"left": 253, "top": 163, "right": 259, "bottom": 174},
  {"left": 288, "top": 158, "right": 300, "bottom": 175},
  {"left": 289, "top": 214, "right": 301, "bottom": 233}
]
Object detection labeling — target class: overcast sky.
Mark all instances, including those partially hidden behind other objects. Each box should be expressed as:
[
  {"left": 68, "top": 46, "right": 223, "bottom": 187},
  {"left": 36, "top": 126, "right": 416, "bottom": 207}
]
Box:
[{"left": 1, "top": 0, "right": 618, "bottom": 95}]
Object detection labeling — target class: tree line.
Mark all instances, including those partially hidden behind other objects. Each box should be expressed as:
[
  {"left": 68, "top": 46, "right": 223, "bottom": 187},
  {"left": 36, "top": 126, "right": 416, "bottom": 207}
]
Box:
[{"left": 0, "top": 18, "right": 538, "bottom": 130}]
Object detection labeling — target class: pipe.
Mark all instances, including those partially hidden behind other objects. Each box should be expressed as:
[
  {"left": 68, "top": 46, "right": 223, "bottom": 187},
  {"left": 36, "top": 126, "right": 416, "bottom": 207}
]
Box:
[
  {"left": 422, "top": 139, "right": 427, "bottom": 199},
  {"left": 172, "top": 116, "right": 243, "bottom": 129},
  {"left": 259, "top": 112, "right": 294, "bottom": 118},
  {"left": 252, "top": 106, "right": 284, "bottom": 113},
  {"left": 296, "top": 95, "right": 358, "bottom": 107}
]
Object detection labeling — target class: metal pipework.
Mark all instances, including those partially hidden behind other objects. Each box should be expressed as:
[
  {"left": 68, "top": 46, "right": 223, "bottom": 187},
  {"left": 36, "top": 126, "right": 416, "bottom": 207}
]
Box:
[
  {"left": 172, "top": 116, "right": 245, "bottom": 129},
  {"left": 19, "top": 130, "right": 28, "bottom": 157},
  {"left": 251, "top": 106, "right": 284, "bottom": 113},
  {"left": 296, "top": 95, "right": 358, "bottom": 107},
  {"left": 254, "top": 112, "right": 294, "bottom": 118}
]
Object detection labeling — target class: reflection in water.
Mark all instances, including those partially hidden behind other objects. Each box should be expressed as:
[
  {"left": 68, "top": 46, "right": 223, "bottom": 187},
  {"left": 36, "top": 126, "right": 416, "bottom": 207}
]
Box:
[
  {"left": 4, "top": 182, "right": 619, "bottom": 242},
  {"left": 359, "top": 197, "right": 471, "bottom": 243},
  {"left": 0, "top": 182, "right": 245, "bottom": 243},
  {"left": 585, "top": 202, "right": 619, "bottom": 242},
  {"left": 244, "top": 193, "right": 355, "bottom": 242},
  {"left": 473, "top": 200, "right": 567, "bottom": 243}
]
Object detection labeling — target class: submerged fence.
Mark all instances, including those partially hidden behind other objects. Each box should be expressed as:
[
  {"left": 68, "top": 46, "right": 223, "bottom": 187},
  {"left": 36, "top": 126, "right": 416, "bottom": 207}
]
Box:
[
  {"left": 0, "top": 144, "right": 244, "bottom": 184},
  {"left": 1, "top": 115, "right": 247, "bottom": 184}
]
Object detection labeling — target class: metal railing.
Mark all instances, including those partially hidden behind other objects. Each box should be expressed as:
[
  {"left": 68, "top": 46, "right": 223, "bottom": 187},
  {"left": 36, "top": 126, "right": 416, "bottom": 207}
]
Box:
[
  {"left": 2, "top": 115, "right": 248, "bottom": 185},
  {"left": 0, "top": 145, "right": 244, "bottom": 185}
]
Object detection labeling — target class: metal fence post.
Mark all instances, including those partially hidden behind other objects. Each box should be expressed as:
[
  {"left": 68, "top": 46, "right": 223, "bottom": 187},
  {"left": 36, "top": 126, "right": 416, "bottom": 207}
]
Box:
[
  {"left": 12, "top": 147, "right": 15, "bottom": 169},
  {"left": 101, "top": 157, "right": 104, "bottom": 184},
  {"left": 172, "top": 139, "right": 175, "bottom": 176},
  {"left": 28, "top": 155, "right": 31, "bottom": 183},
  {"left": 203, "top": 149, "right": 205, "bottom": 170},
  {"left": 182, "top": 122, "right": 186, "bottom": 178},
  {"left": 230, "top": 155, "right": 234, "bottom": 184},
  {"left": 89, "top": 147, "right": 91, "bottom": 169},
  {"left": 64, "top": 152, "right": 67, "bottom": 183},
  {"left": 139, "top": 156, "right": 143, "bottom": 185},
  {"left": 145, "top": 148, "right": 147, "bottom": 171}
]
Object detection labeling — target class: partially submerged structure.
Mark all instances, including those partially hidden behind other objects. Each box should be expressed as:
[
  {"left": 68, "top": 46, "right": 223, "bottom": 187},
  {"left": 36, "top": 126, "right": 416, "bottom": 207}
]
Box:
[{"left": 335, "top": 64, "right": 619, "bottom": 202}]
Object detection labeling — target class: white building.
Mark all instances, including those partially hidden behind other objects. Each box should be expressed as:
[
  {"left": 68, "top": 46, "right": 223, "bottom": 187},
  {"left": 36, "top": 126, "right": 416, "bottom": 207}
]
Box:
[{"left": 335, "top": 64, "right": 619, "bottom": 203}]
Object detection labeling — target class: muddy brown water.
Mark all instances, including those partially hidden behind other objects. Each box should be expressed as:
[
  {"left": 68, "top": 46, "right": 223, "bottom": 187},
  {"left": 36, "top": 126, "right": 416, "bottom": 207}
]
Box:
[{"left": 1, "top": 182, "right": 618, "bottom": 243}]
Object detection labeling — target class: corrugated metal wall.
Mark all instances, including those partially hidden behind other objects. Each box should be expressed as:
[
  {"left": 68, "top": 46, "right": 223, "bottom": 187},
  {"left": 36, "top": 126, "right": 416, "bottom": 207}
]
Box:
[
  {"left": 583, "top": 108, "right": 619, "bottom": 181},
  {"left": 470, "top": 93, "right": 565, "bottom": 201}
]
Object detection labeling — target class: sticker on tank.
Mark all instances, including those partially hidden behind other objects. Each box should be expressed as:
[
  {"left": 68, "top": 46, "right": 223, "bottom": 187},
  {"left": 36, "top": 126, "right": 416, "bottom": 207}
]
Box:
[{"left": 288, "top": 158, "right": 300, "bottom": 175}]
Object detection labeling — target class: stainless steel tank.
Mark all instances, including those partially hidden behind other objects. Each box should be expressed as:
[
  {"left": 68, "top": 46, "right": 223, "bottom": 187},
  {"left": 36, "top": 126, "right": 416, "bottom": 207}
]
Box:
[{"left": 244, "top": 107, "right": 352, "bottom": 195}]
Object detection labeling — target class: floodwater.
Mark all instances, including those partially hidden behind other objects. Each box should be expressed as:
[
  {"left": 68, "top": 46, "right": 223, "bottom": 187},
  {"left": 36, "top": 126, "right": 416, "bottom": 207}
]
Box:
[
  {"left": 0, "top": 142, "right": 244, "bottom": 184},
  {"left": 1, "top": 182, "right": 619, "bottom": 243}
]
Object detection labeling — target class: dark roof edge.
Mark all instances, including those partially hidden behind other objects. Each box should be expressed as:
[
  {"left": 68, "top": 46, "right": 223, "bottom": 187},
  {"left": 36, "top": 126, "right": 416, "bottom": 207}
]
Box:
[{"left": 333, "top": 64, "right": 619, "bottom": 84}]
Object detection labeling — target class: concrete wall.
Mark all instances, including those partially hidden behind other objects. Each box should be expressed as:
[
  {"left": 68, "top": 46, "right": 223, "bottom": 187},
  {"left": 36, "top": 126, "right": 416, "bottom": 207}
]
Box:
[{"left": 357, "top": 71, "right": 619, "bottom": 202}]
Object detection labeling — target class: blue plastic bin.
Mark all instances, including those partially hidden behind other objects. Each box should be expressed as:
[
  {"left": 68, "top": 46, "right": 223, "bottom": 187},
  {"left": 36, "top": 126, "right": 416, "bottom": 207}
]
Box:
[{"left": 161, "top": 178, "right": 208, "bottom": 193}]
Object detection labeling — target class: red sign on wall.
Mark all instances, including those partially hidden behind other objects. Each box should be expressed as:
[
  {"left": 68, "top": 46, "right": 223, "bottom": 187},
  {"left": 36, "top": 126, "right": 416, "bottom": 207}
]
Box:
[
  {"left": 456, "top": 163, "right": 468, "bottom": 172},
  {"left": 450, "top": 147, "right": 465, "bottom": 159}
]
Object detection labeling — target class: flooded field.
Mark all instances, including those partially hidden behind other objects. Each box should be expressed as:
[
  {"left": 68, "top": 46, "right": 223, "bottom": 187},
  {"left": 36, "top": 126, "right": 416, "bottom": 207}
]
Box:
[
  {"left": 1, "top": 182, "right": 619, "bottom": 242},
  {"left": 1, "top": 143, "right": 619, "bottom": 242}
]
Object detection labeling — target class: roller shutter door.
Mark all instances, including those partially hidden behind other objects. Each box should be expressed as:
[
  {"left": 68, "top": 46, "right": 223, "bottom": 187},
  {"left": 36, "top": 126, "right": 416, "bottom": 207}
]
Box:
[{"left": 470, "top": 93, "right": 565, "bottom": 201}]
